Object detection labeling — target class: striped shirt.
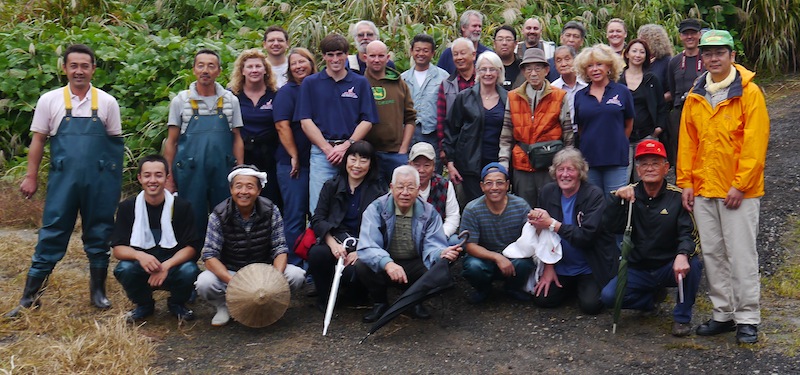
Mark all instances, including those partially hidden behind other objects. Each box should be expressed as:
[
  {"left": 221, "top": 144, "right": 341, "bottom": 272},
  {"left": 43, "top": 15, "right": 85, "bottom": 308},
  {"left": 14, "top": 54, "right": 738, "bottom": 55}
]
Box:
[{"left": 461, "top": 194, "right": 531, "bottom": 252}]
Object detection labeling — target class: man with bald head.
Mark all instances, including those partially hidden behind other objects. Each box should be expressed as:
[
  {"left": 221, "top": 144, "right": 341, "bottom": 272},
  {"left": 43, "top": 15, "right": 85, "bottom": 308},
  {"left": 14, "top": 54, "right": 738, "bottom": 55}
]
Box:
[
  {"left": 516, "top": 17, "right": 556, "bottom": 60},
  {"left": 364, "top": 40, "right": 417, "bottom": 184},
  {"left": 348, "top": 20, "right": 395, "bottom": 74}
]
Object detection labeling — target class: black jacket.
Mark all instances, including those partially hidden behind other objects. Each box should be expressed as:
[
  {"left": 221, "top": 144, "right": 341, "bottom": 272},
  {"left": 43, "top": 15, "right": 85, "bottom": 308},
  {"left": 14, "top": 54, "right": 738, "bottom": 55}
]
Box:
[
  {"left": 619, "top": 70, "right": 669, "bottom": 142},
  {"left": 310, "top": 174, "right": 387, "bottom": 242},
  {"left": 538, "top": 181, "right": 618, "bottom": 285},
  {"left": 443, "top": 83, "right": 508, "bottom": 176},
  {"left": 604, "top": 181, "right": 700, "bottom": 270},
  {"left": 214, "top": 196, "right": 275, "bottom": 271}
]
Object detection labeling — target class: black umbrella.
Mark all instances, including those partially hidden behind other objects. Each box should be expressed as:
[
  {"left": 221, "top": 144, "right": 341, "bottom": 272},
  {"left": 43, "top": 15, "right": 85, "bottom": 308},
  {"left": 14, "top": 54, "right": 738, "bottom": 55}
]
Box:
[{"left": 359, "top": 231, "right": 469, "bottom": 344}]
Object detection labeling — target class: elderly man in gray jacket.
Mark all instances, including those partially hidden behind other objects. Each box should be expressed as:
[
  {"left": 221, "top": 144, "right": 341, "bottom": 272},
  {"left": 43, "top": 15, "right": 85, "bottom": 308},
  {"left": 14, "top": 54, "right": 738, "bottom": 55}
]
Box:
[{"left": 356, "top": 165, "right": 462, "bottom": 323}]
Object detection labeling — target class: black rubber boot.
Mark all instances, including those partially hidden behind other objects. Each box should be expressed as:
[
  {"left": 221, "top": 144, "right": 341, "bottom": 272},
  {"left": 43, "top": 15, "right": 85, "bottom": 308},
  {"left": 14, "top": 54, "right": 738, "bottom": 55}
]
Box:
[
  {"left": 4, "top": 275, "right": 47, "bottom": 318},
  {"left": 90, "top": 267, "right": 112, "bottom": 309}
]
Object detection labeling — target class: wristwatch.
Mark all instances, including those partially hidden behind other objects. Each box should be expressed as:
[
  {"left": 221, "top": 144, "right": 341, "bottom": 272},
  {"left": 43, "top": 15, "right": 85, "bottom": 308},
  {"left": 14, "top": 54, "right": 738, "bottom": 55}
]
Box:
[
  {"left": 348, "top": 138, "right": 356, "bottom": 145},
  {"left": 548, "top": 219, "right": 557, "bottom": 232}
]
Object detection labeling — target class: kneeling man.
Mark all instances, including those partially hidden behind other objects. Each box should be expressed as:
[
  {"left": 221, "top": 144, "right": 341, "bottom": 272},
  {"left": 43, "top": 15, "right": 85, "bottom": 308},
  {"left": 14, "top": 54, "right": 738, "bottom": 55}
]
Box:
[
  {"left": 195, "top": 165, "right": 305, "bottom": 326},
  {"left": 110, "top": 155, "right": 202, "bottom": 322},
  {"left": 356, "top": 165, "right": 462, "bottom": 323},
  {"left": 600, "top": 140, "right": 702, "bottom": 337}
]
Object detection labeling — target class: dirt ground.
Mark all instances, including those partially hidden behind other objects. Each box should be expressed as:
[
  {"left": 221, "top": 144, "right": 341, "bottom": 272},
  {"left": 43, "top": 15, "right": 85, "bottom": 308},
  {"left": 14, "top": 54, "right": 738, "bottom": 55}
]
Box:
[
  {"left": 3, "top": 80, "right": 800, "bottom": 374},
  {"left": 133, "top": 80, "right": 800, "bottom": 374}
]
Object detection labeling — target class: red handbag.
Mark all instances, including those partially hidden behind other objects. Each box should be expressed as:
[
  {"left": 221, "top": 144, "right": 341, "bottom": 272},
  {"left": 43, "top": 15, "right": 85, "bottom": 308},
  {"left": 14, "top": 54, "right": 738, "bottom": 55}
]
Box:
[{"left": 293, "top": 227, "right": 317, "bottom": 260}]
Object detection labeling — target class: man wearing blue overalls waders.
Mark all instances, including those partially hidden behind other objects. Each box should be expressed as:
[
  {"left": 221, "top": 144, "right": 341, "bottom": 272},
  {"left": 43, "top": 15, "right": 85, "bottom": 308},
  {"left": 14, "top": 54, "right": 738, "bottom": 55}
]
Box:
[
  {"left": 6, "top": 44, "right": 124, "bottom": 318},
  {"left": 164, "top": 49, "right": 245, "bottom": 240}
]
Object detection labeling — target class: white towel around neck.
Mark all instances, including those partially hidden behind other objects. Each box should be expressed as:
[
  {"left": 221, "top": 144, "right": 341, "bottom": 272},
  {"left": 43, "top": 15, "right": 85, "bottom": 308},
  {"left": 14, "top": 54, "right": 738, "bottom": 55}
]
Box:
[{"left": 130, "top": 190, "right": 177, "bottom": 249}]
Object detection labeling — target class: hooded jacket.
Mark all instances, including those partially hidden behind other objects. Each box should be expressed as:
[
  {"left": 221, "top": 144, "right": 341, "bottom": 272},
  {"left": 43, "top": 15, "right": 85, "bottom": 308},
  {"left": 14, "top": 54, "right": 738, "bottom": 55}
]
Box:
[
  {"left": 365, "top": 67, "right": 417, "bottom": 152},
  {"left": 676, "top": 63, "right": 769, "bottom": 199}
]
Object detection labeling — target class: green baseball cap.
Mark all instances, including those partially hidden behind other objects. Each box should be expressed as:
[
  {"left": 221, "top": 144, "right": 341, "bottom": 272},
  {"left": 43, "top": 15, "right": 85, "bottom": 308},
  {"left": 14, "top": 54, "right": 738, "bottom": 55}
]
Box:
[{"left": 699, "top": 30, "right": 734, "bottom": 49}]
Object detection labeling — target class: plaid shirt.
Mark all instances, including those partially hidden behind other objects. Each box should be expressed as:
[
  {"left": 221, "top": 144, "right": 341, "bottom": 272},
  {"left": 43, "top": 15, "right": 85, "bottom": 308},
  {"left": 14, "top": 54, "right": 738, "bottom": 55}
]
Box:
[
  {"left": 435, "top": 74, "right": 475, "bottom": 153},
  {"left": 201, "top": 206, "right": 287, "bottom": 262}
]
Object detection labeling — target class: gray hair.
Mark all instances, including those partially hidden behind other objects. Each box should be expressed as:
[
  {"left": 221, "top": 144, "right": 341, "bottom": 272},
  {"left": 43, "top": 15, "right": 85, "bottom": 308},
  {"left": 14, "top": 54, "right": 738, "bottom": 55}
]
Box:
[
  {"left": 451, "top": 37, "right": 476, "bottom": 53},
  {"left": 555, "top": 45, "right": 577, "bottom": 58},
  {"left": 352, "top": 20, "right": 380, "bottom": 40},
  {"left": 548, "top": 147, "right": 589, "bottom": 182},
  {"left": 476, "top": 51, "right": 505, "bottom": 83},
  {"left": 460, "top": 10, "right": 484, "bottom": 30},
  {"left": 391, "top": 165, "right": 420, "bottom": 186}
]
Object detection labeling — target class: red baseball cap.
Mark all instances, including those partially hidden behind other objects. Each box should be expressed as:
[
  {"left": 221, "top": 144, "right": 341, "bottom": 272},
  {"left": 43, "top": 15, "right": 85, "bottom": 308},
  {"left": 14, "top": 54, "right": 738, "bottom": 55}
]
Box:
[{"left": 635, "top": 140, "right": 667, "bottom": 159}]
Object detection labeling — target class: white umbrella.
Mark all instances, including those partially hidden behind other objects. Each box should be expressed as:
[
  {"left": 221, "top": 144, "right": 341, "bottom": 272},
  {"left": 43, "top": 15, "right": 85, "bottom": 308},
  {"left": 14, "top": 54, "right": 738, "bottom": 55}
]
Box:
[{"left": 322, "top": 237, "right": 356, "bottom": 336}]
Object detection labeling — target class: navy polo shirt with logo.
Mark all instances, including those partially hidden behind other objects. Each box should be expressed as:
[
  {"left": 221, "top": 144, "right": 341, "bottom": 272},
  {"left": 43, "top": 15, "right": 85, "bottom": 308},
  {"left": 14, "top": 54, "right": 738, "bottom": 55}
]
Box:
[
  {"left": 296, "top": 69, "right": 378, "bottom": 141},
  {"left": 273, "top": 81, "right": 311, "bottom": 167},
  {"left": 236, "top": 90, "right": 276, "bottom": 139},
  {"left": 574, "top": 81, "right": 634, "bottom": 168}
]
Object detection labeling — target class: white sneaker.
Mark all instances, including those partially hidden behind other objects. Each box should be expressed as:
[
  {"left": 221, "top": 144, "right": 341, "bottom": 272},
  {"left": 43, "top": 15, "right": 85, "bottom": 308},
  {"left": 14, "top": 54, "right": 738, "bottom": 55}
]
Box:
[{"left": 211, "top": 305, "right": 230, "bottom": 326}]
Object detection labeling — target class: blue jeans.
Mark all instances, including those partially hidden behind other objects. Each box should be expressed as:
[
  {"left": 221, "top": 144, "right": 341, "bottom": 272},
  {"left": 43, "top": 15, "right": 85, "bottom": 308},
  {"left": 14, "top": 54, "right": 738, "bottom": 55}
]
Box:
[
  {"left": 113, "top": 249, "right": 200, "bottom": 306},
  {"left": 309, "top": 145, "right": 339, "bottom": 215},
  {"left": 376, "top": 151, "right": 409, "bottom": 186},
  {"left": 462, "top": 255, "right": 534, "bottom": 292},
  {"left": 588, "top": 165, "right": 629, "bottom": 195},
  {"left": 277, "top": 163, "right": 310, "bottom": 267},
  {"left": 600, "top": 256, "right": 703, "bottom": 323}
]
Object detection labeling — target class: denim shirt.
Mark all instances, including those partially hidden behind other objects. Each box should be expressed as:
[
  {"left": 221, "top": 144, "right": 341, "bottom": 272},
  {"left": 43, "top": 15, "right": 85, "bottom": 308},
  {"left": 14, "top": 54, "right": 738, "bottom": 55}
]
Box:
[{"left": 401, "top": 65, "right": 450, "bottom": 135}]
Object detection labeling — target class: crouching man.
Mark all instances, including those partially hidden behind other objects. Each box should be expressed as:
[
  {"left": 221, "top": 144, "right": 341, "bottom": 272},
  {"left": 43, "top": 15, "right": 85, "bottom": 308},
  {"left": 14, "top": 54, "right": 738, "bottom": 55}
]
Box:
[
  {"left": 356, "top": 165, "right": 462, "bottom": 323},
  {"left": 600, "top": 140, "right": 702, "bottom": 337},
  {"left": 110, "top": 155, "right": 202, "bottom": 322},
  {"left": 195, "top": 165, "right": 305, "bottom": 326}
]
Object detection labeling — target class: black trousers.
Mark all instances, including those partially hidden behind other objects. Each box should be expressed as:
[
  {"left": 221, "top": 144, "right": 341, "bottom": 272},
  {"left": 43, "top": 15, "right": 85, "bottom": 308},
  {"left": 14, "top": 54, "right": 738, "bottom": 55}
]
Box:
[
  {"left": 356, "top": 257, "right": 428, "bottom": 303},
  {"left": 531, "top": 273, "right": 604, "bottom": 315},
  {"left": 307, "top": 244, "right": 364, "bottom": 303}
]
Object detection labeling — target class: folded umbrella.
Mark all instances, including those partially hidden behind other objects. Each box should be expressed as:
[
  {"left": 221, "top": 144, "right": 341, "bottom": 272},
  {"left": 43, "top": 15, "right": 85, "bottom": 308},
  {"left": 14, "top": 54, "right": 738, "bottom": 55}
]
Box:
[
  {"left": 322, "top": 237, "right": 357, "bottom": 336},
  {"left": 360, "top": 231, "right": 469, "bottom": 344}
]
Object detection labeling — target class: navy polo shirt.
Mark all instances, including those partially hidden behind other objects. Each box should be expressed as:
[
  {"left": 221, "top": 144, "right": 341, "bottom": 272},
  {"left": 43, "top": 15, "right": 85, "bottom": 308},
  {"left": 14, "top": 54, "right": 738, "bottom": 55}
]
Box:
[
  {"left": 296, "top": 69, "right": 378, "bottom": 141},
  {"left": 574, "top": 81, "right": 634, "bottom": 167},
  {"left": 236, "top": 90, "right": 276, "bottom": 139},
  {"left": 437, "top": 43, "right": 492, "bottom": 75},
  {"left": 273, "top": 82, "right": 311, "bottom": 167}
]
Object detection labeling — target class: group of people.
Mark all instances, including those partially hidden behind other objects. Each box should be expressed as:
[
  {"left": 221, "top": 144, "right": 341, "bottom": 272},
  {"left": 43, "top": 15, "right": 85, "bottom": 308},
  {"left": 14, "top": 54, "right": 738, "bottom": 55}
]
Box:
[{"left": 7, "top": 11, "right": 768, "bottom": 346}]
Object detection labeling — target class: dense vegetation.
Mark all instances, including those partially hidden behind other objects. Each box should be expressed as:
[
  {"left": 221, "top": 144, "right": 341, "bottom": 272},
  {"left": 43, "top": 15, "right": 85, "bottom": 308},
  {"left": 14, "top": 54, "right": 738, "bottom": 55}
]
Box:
[{"left": 1, "top": 0, "right": 797, "bottom": 189}]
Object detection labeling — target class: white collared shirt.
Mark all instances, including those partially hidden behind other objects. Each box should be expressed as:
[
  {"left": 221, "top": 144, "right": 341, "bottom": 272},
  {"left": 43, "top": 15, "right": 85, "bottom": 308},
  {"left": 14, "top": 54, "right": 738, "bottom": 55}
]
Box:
[{"left": 30, "top": 85, "right": 122, "bottom": 136}]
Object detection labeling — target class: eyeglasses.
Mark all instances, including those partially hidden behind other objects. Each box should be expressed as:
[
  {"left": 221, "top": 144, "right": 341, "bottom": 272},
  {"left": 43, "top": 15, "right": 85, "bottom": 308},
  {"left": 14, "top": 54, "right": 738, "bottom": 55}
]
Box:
[
  {"left": 478, "top": 67, "right": 499, "bottom": 73},
  {"left": 701, "top": 50, "right": 730, "bottom": 59},
  {"left": 357, "top": 32, "right": 375, "bottom": 38},
  {"left": 494, "top": 37, "right": 515, "bottom": 43},
  {"left": 635, "top": 161, "right": 666, "bottom": 169},
  {"left": 523, "top": 65, "right": 547, "bottom": 73},
  {"left": 393, "top": 185, "right": 418, "bottom": 193},
  {"left": 481, "top": 180, "right": 507, "bottom": 187}
]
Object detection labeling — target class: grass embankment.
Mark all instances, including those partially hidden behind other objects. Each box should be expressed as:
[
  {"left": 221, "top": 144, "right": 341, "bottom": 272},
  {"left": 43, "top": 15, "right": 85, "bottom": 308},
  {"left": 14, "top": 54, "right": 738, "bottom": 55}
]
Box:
[{"left": 0, "top": 182, "right": 158, "bottom": 374}]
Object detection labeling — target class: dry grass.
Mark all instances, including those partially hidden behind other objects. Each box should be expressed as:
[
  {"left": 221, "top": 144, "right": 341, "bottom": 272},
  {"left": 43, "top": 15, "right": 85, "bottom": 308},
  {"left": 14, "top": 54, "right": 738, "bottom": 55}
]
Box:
[
  {"left": 0, "top": 182, "right": 43, "bottom": 228},
  {"left": 0, "top": 234, "right": 158, "bottom": 374}
]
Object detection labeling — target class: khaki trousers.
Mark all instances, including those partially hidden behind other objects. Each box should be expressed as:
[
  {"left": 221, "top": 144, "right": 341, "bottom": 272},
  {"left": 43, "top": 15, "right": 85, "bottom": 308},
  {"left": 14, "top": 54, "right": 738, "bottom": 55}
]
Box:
[{"left": 694, "top": 196, "right": 761, "bottom": 324}]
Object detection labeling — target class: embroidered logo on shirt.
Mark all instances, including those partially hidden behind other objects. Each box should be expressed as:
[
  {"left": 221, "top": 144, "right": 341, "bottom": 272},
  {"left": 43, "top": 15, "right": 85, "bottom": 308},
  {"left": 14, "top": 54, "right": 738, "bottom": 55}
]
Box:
[
  {"left": 660, "top": 208, "right": 669, "bottom": 215},
  {"left": 372, "top": 87, "right": 386, "bottom": 100},
  {"left": 260, "top": 99, "right": 273, "bottom": 110},
  {"left": 341, "top": 87, "right": 359, "bottom": 99},
  {"left": 606, "top": 94, "right": 622, "bottom": 107}
]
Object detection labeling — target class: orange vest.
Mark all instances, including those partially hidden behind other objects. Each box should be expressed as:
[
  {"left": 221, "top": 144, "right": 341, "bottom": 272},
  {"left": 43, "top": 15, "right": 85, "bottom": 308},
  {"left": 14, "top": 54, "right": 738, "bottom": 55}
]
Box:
[{"left": 509, "top": 87, "right": 566, "bottom": 172}]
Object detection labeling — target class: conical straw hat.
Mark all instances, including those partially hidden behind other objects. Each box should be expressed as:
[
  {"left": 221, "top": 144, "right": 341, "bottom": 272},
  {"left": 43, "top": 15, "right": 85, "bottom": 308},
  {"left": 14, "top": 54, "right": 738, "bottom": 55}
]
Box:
[{"left": 226, "top": 263, "right": 290, "bottom": 328}]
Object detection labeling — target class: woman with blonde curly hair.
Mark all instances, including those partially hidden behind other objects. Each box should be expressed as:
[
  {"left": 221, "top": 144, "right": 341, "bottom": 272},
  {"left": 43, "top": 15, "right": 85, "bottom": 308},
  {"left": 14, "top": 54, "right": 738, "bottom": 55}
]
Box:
[
  {"left": 572, "top": 44, "right": 634, "bottom": 194},
  {"left": 229, "top": 48, "right": 282, "bottom": 208},
  {"left": 637, "top": 24, "right": 674, "bottom": 101}
]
